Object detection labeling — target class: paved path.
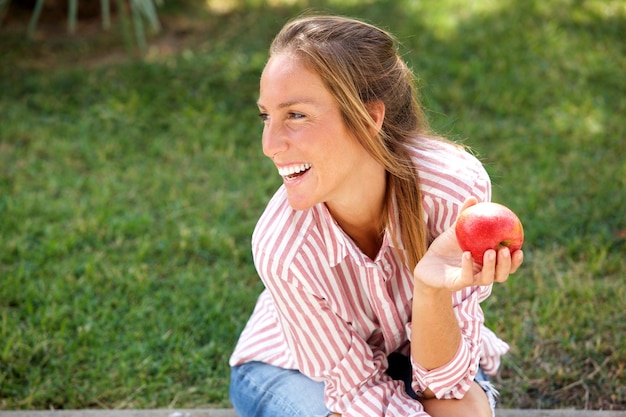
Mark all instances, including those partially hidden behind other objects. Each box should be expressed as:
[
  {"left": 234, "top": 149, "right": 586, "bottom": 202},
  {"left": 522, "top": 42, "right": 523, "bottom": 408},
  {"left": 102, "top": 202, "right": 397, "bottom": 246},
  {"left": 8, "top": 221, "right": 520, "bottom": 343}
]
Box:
[{"left": 1, "top": 409, "right": 626, "bottom": 417}]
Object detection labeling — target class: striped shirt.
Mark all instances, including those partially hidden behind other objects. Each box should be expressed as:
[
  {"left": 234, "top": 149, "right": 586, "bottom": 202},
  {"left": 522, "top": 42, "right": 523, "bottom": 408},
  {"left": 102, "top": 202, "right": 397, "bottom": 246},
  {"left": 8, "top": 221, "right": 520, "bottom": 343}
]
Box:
[{"left": 230, "top": 138, "right": 510, "bottom": 416}]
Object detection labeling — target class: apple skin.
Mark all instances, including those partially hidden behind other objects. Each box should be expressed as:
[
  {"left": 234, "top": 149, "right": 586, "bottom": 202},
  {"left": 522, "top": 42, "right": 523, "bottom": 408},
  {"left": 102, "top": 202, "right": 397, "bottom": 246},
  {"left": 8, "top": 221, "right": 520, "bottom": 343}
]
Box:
[{"left": 455, "top": 202, "right": 524, "bottom": 265}]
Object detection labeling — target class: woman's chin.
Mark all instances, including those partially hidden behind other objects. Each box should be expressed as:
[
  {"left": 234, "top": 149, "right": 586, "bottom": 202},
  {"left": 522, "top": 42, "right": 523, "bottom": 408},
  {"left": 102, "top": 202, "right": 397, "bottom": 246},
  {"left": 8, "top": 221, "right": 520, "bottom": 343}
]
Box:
[{"left": 285, "top": 192, "right": 316, "bottom": 212}]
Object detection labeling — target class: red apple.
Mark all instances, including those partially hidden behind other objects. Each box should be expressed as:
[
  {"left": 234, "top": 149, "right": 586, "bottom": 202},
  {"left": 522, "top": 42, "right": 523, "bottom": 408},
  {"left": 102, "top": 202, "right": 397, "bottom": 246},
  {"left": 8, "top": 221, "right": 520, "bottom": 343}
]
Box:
[{"left": 455, "top": 202, "right": 524, "bottom": 265}]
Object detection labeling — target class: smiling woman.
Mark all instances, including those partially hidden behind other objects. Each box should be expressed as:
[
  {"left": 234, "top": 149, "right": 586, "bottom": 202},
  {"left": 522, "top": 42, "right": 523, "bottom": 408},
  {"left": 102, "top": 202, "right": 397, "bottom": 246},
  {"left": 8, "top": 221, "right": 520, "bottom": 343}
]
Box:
[
  {"left": 257, "top": 52, "right": 386, "bottom": 216},
  {"left": 229, "top": 14, "right": 522, "bottom": 417}
]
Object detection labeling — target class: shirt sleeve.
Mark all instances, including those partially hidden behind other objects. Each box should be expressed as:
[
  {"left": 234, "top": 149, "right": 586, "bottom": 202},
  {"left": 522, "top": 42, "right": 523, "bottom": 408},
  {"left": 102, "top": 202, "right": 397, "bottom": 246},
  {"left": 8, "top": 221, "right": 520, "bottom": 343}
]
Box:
[
  {"left": 258, "top": 253, "right": 430, "bottom": 417},
  {"left": 407, "top": 143, "right": 503, "bottom": 398},
  {"left": 407, "top": 285, "right": 490, "bottom": 399},
  {"left": 480, "top": 325, "right": 510, "bottom": 376},
  {"left": 421, "top": 174, "right": 492, "bottom": 245}
]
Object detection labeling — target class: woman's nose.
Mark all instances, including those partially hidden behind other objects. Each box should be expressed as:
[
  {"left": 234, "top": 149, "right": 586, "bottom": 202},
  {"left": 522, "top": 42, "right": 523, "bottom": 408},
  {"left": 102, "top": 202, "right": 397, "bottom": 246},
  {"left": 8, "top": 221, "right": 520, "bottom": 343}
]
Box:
[{"left": 262, "top": 121, "right": 288, "bottom": 159}]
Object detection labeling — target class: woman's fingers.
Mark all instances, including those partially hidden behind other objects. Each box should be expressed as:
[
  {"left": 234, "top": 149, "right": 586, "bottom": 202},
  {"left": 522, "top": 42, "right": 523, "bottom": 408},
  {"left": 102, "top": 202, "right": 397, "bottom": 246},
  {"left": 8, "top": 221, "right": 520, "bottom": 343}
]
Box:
[
  {"left": 458, "top": 251, "right": 477, "bottom": 287},
  {"left": 510, "top": 249, "right": 524, "bottom": 274},
  {"left": 478, "top": 247, "right": 523, "bottom": 285},
  {"left": 494, "top": 247, "right": 512, "bottom": 283}
]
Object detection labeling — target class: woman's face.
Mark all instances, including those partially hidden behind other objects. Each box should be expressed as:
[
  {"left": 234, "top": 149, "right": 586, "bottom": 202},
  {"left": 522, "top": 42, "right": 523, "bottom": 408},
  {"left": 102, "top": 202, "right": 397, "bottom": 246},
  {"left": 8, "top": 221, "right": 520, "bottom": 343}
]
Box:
[{"left": 258, "top": 53, "right": 381, "bottom": 211}]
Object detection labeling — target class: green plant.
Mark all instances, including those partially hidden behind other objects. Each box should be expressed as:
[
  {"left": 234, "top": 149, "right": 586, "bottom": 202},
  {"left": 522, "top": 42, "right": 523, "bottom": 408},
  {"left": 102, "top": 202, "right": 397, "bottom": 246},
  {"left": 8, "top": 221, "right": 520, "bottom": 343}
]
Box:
[{"left": 0, "top": 0, "right": 162, "bottom": 51}]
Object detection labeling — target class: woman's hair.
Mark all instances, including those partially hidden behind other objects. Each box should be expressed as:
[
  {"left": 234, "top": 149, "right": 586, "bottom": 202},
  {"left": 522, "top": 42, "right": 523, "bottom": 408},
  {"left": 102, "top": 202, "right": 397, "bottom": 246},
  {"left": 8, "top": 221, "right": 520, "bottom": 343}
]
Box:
[{"left": 270, "top": 15, "right": 437, "bottom": 269}]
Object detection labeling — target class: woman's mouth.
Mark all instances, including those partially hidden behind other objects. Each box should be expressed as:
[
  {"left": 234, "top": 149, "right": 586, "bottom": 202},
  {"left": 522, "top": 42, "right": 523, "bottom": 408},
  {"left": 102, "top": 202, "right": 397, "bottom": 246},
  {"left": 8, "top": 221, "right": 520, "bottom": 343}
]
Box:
[{"left": 278, "top": 163, "right": 311, "bottom": 181}]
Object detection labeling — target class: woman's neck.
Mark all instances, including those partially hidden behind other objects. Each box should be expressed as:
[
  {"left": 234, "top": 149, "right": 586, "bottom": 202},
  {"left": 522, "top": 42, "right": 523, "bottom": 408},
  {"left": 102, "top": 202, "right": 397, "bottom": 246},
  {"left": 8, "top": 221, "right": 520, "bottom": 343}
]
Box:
[{"left": 326, "top": 174, "right": 387, "bottom": 260}]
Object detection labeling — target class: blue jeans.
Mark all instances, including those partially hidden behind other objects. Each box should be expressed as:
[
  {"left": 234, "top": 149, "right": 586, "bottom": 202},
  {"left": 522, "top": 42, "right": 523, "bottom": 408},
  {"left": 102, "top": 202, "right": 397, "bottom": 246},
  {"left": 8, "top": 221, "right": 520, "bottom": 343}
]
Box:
[
  {"left": 230, "top": 353, "right": 496, "bottom": 417},
  {"left": 230, "top": 361, "right": 332, "bottom": 417}
]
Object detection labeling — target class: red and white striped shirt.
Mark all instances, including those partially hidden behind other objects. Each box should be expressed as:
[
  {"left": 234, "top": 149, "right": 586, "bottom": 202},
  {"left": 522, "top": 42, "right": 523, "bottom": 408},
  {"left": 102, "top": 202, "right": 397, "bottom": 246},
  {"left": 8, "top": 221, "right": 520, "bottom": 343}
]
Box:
[{"left": 230, "top": 139, "right": 510, "bottom": 416}]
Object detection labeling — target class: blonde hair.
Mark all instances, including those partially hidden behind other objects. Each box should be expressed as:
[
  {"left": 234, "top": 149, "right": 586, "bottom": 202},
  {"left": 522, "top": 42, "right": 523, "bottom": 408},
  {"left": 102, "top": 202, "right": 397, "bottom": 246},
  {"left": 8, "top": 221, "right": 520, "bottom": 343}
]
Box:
[{"left": 270, "top": 15, "right": 436, "bottom": 269}]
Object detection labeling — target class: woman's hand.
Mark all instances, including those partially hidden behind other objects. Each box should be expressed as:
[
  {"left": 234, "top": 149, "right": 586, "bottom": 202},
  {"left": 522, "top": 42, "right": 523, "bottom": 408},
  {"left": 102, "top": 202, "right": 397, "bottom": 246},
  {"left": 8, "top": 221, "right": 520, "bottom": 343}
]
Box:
[{"left": 413, "top": 197, "right": 524, "bottom": 292}]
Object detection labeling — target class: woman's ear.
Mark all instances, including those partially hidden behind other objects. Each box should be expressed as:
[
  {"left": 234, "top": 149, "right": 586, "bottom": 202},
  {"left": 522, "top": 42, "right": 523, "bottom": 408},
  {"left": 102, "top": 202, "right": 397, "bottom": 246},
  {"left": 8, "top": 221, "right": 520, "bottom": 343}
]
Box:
[{"left": 366, "top": 100, "right": 386, "bottom": 134}]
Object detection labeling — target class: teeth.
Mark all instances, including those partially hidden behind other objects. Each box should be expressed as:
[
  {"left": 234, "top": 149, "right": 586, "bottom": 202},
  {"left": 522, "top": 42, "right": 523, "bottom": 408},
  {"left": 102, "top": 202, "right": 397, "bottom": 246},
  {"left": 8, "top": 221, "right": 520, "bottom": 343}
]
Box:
[{"left": 278, "top": 163, "right": 311, "bottom": 177}]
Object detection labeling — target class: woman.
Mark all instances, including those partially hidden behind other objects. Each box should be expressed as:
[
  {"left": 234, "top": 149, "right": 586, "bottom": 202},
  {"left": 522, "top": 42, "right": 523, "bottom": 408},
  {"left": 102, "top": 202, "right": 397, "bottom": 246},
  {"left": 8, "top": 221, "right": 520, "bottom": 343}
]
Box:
[{"left": 229, "top": 15, "right": 523, "bottom": 417}]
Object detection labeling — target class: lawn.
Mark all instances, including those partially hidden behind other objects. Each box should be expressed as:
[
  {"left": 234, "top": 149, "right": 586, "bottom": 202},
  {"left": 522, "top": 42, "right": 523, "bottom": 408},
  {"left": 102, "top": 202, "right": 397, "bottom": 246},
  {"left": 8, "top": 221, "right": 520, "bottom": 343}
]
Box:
[{"left": 1, "top": 0, "right": 624, "bottom": 411}]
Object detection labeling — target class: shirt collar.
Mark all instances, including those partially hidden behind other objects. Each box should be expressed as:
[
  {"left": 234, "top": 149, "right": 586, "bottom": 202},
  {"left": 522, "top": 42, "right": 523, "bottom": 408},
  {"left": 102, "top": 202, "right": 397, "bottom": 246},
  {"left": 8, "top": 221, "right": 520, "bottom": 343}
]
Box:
[{"left": 313, "top": 195, "right": 405, "bottom": 267}]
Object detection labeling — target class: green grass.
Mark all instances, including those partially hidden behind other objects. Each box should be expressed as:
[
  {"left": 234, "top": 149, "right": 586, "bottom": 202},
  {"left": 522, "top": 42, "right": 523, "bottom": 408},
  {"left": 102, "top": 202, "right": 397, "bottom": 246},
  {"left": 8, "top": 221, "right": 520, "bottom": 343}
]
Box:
[{"left": 1, "top": 0, "right": 625, "bottom": 410}]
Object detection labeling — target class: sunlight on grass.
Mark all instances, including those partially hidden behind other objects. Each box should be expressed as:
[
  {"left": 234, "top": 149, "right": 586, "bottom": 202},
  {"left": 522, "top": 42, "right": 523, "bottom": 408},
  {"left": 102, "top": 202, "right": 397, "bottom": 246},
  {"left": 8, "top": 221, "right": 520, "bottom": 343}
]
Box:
[
  {"left": 404, "top": 0, "right": 505, "bottom": 40},
  {"left": 205, "top": 0, "right": 305, "bottom": 14},
  {"left": 563, "top": 0, "right": 625, "bottom": 21},
  {"left": 205, "top": 0, "right": 239, "bottom": 14}
]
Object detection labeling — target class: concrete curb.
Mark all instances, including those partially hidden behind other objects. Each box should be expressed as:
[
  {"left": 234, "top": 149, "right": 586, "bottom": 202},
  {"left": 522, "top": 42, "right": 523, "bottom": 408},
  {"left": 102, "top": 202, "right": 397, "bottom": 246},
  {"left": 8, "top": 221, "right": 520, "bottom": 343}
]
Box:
[{"left": 1, "top": 410, "right": 625, "bottom": 417}]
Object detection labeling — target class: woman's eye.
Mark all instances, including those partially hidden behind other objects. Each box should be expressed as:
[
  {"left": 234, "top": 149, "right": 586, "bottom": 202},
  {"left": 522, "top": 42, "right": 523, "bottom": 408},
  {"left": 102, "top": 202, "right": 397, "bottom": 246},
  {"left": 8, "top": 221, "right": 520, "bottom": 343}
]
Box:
[{"left": 257, "top": 112, "right": 304, "bottom": 123}]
